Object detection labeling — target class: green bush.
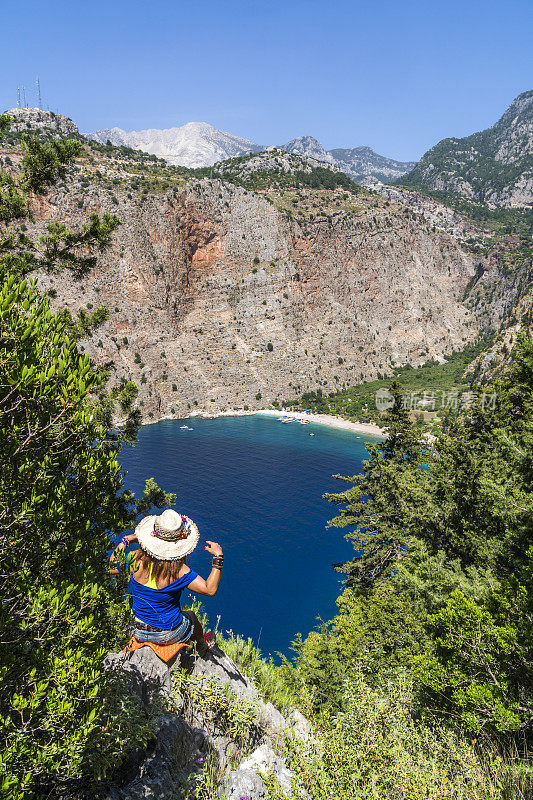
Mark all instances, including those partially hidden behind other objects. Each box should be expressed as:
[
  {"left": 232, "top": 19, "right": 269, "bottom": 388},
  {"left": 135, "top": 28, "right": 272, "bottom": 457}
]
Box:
[
  {"left": 271, "top": 674, "right": 527, "bottom": 800},
  {"left": 416, "top": 553, "right": 533, "bottom": 735},
  {"left": 0, "top": 114, "right": 174, "bottom": 797}
]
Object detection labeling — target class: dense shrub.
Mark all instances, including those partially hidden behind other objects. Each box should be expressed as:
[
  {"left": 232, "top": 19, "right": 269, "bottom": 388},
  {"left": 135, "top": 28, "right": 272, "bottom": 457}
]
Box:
[{"left": 0, "top": 113, "right": 173, "bottom": 797}]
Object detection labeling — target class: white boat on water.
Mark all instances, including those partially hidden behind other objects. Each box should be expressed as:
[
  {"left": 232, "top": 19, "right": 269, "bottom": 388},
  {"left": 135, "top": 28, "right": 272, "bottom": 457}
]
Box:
[
  {"left": 179, "top": 425, "right": 189, "bottom": 429},
  {"left": 300, "top": 419, "right": 310, "bottom": 425}
]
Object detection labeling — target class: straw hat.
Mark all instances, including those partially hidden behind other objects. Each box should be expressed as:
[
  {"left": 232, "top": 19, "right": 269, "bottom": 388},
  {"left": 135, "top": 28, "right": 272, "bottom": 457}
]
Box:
[{"left": 135, "top": 509, "right": 200, "bottom": 561}]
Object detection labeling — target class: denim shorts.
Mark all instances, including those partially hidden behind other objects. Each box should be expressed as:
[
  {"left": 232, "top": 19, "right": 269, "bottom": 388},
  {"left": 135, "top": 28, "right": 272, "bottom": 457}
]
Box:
[{"left": 133, "top": 610, "right": 194, "bottom": 644}]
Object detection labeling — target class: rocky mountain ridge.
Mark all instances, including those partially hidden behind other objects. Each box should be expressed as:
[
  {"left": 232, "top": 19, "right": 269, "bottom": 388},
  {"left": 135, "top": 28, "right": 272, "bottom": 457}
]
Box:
[
  {"left": 282, "top": 136, "right": 416, "bottom": 185},
  {"left": 398, "top": 90, "right": 533, "bottom": 208},
  {"left": 87, "top": 121, "right": 264, "bottom": 168},
  {"left": 331, "top": 145, "right": 417, "bottom": 185},
  {"left": 87, "top": 122, "right": 416, "bottom": 185}
]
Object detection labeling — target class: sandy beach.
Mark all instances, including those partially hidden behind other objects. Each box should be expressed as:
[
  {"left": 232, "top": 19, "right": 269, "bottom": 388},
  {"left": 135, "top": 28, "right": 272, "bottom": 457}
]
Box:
[
  {"left": 254, "top": 409, "right": 386, "bottom": 438},
  {"left": 144, "top": 407, "right": 386, "bottom": 438}
]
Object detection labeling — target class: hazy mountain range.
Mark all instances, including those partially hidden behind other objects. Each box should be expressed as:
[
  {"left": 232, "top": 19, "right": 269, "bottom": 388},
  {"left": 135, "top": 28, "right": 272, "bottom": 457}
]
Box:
[
  {"left": 6, "top": 89, "right": 529, "bottom": 203},
  {"left": 88, "top": 90, "right": 532, "bottom": 197},
  {"left": 87, "top": 124, "right": 416, "bottom": 185}
]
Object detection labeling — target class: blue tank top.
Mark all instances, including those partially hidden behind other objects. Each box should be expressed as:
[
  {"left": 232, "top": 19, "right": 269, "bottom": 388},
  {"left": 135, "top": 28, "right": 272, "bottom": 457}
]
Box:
[{"left": 130, "top": 567, "right": 199, "bottom": 629}]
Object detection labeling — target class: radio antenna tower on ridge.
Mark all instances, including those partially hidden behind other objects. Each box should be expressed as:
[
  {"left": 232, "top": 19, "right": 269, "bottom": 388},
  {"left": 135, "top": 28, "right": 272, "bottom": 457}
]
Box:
[
  {"left": 22, "top": 86, "right": 27, "bottom": 107},
  {"left": 17, "top": 87, "right": 21, "bottom": 108},
  {"left": 36, "top": 77, "right": 42, "bottom": 110}
]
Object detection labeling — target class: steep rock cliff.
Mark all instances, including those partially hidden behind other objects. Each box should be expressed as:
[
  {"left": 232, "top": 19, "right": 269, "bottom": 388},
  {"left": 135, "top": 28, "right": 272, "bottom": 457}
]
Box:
[{"left": 32, "top": 172, "right": 479, "bottom": 421}]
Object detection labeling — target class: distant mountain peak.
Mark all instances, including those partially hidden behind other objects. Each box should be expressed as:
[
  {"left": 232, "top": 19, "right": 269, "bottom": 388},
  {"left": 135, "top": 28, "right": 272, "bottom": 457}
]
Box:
[
  {"left": 87, "top": 120, "right": 415, "bottom": 184},
  {"left": 87, "top": 121, "right": 263, "bottom": 168},
  {"left": 281, "top": 136, "right": 335, "bottom": 164}
]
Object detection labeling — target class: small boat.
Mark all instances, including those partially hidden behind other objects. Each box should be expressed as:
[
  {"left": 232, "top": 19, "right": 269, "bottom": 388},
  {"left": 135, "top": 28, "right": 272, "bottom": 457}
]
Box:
[
  {"left": 179, "top": 425, "right": 189, "bottom": 429},
  {"left": 300, "top": 419, "right": 310, "bottom": 425},
  {"left": 310, "top": 433, "right": 315, "bottom": 436}
]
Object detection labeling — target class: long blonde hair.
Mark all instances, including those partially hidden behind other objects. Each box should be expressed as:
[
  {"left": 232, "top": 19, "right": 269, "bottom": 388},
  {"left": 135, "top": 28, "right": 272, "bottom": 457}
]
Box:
[{"left": 134, "top": 549, "right": 185, "bottom": 588}]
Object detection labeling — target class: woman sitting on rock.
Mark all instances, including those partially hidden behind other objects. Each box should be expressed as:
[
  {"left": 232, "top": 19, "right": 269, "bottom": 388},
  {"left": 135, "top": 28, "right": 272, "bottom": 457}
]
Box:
[{"left": 112, "top": 509, "right": 223, "bottom": 656}]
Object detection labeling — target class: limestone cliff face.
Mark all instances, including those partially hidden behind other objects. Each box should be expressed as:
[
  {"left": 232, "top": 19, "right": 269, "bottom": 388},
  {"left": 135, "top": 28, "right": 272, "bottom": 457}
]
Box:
[
  {"left": 33, "top": 175, "right": 479, "bottom": 421},
  {"left": 466, "top": 238, "right": 532, "bottom": 333}
]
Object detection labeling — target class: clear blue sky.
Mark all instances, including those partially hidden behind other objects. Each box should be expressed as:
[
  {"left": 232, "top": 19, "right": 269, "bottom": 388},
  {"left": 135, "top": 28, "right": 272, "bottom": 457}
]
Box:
[{"left": 2, "top": 0, "right": 531, "bottom": 160}]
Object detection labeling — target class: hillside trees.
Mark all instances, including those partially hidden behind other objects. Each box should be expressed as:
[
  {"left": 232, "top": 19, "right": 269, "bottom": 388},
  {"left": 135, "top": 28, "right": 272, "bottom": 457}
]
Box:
[
  {"left": 417, "top": 555, "right": 533, "bottom": 735},
  {"left": 325, "top": 382, "right": 425, "bottom": 587},
  {"left": 296, "top": 335, "right": 532, "bottom": 741},
  {"left": 0, "top": 116, "right": 173, "bottom": 797}
]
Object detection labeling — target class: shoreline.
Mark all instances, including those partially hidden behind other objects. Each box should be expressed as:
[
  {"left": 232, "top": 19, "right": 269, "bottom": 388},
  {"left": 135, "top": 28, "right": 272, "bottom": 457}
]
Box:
[
  {"left": 142, "top": 408, "right": 386, "bottom": 438},
  {"left": 254, "top": 409, "right": 386, "bottom": 438}
]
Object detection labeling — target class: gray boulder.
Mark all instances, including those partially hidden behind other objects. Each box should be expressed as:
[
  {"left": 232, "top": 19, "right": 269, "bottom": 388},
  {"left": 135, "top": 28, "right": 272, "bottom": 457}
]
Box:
[
  {"left": 218, "top": 743, "right": 294, "bottom": 799},
  {"left": 104, "top": 714, "right": 210, "bottom": 800},
  {"left": 99, "top": 644, "right": 311, "bottom": 800}
]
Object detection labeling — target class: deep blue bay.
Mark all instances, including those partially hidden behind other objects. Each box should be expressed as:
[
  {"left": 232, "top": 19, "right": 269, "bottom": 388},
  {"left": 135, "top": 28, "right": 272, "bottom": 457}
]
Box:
[{"left": 119, "top": 414, "right": 380, "bottom": 658}]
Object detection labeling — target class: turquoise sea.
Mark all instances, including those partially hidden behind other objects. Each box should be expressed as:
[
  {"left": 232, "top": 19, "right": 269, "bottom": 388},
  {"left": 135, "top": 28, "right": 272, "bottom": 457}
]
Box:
[{"left": 119, "top": 414, "right": 380, "bottom": 658}]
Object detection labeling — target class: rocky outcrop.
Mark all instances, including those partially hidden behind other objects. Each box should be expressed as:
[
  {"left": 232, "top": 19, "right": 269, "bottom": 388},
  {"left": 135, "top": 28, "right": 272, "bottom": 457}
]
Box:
[
  {"left": 465, "top": 237, "right": 532, "bottom": 333},
  {"left": 219, "top": 744, "right": 295, "bottom": 799},
  {"left": 102, "top": 645, "right": 306, "bottom": 800},
  {"left": 5, "top": 108, "right": 79, "bottom": 138}
]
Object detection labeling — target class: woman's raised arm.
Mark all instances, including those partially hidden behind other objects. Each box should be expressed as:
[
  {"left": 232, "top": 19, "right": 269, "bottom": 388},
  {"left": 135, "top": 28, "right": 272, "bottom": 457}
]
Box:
[
  {"left": 187, "top": 540, "right": 223, "bottom": 597},
  {"left": 108, "top": 532, "right": 138, "bottom": 574}
]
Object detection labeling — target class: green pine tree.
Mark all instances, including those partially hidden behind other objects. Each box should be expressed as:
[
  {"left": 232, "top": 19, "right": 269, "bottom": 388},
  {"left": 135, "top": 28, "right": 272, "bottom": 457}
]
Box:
[{"left": 325, "top": 381, "right": 425, "bottom": 587}]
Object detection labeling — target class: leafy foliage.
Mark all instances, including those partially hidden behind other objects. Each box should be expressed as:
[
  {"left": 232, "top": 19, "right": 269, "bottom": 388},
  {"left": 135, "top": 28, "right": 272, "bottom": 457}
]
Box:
[
  {"left": 284, "top": 336, "right": 493, "bottom": 431},
  {"left": 0, "top": 113, "right": 174, "bottom": 797},
  {"left": 269, "top": 674, "right": 525, "bottom": 800},
  {"left": 291, "top": 333, "right": 532, "bottom": 764},
  {"left": 417, "top": 552, "right": 533, "bottom": 734},
  {"left": 171, "top": 667, "right": 259, "bottom": 748},
  {"left": 326, "top": 382, "right": 425, "bottom": 586}
]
